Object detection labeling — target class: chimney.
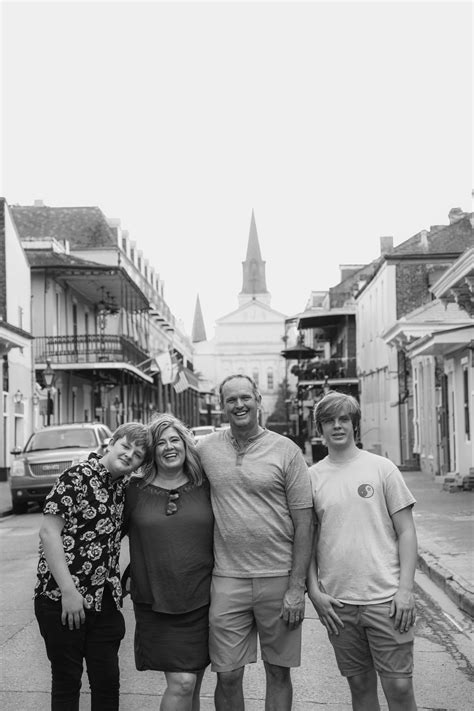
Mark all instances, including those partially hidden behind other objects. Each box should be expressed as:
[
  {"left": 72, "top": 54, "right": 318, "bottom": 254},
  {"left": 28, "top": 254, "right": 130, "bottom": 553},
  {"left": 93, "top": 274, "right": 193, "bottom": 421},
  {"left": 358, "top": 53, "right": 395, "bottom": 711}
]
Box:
[
  {"left": 420, "top": 229, "right": 429, "bottom": 251},
  {"left": 448, "top": 207, "right": 465, "bottom": 224},
  {"left": 380, "top": 236, "right": 393, "bottom": 255}
]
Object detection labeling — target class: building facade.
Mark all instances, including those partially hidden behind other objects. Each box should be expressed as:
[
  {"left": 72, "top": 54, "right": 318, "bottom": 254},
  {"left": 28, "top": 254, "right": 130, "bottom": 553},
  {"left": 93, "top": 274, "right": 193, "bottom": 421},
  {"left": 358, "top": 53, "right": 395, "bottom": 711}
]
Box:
[
  {"left": 4, "top": 201, "right": 200, "bottom": 460},
  {"left": 357, "top": 208, "right": 473, "bottom": 468},
  {"left": 192, "top": 211, "right": 288, "bottom": 424},
  {"left": 0, "top": 200, "right": 33, "bottom": 479}
]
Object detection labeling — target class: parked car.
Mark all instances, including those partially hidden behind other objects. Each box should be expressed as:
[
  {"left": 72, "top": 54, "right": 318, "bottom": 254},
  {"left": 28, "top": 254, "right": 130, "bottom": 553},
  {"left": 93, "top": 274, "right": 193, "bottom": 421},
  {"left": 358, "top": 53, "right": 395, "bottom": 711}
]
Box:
[
  {"left": 9, "top": 422, "right": 113, "bottom": 514},
  {"left": 190, "top": 425, "right": 216, "bottom": 441}
]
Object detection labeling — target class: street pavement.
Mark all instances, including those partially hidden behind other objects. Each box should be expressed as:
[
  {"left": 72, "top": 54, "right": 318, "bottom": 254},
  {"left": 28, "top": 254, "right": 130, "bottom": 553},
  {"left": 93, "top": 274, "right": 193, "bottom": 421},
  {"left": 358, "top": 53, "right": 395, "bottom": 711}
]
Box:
[{"left": 0, "top": 464, "right": 473, "bottom": 709}]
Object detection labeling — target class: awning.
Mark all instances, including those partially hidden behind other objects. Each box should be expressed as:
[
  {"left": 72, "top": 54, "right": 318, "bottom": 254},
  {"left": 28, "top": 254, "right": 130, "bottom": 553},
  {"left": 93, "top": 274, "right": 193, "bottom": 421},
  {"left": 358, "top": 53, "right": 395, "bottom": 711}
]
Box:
[
  {"left": 34, "top": 360, "right": 154, "bottom": 384},
  {"left": 297, "top": 308, "right": 355, "bottom": 330},
  {"left": 281, "top": 344, "right": 317, "bottom": 360},
  {"left": 407, "top": 325, "right": 474, "bottom": 358},
  {"left": 0, "top": 322, "right": 32, "bottom": 356}
]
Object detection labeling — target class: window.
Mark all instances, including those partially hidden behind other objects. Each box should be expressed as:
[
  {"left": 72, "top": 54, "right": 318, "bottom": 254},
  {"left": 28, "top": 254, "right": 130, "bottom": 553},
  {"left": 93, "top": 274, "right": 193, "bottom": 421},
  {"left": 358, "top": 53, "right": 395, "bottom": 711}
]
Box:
[
  {"left": 267, "top": 368, "right": 274, "bottom": 390},
  {"left": 55, "top": 292, "right": 60, "bottom": 336},
  {"left": 2, "top": 355, "right": 8, "bottom": 392},
  {"left": 463, "top": 362, "right": 470, "bottom": 440},
  {"left": 252, "top": 369, "right": 259, "bottom": 386}
]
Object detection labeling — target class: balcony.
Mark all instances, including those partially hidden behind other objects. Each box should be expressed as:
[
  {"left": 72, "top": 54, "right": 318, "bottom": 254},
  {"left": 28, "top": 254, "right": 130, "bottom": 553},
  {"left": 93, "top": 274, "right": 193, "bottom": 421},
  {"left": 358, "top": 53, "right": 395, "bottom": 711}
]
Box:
[
  {"left": 34, "top": 335, "right": 149, "bottom": 368},
  {"left": 292, "top": 357, "right": 357, "bottom": 381}
]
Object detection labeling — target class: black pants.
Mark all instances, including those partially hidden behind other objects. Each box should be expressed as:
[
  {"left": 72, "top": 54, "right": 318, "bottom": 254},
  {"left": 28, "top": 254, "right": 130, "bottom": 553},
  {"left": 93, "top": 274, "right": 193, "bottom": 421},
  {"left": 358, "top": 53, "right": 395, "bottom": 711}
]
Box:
[{"left": 35, "top": 586, "right": 126, "bottom": 711}]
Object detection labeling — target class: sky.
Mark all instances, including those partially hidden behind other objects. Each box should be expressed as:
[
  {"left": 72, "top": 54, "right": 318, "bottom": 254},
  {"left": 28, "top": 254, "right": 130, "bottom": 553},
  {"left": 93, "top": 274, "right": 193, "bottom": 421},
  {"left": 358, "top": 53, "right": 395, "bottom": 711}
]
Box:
[{"left": 1, "top": 0, "right": 472, "bottom": 339}]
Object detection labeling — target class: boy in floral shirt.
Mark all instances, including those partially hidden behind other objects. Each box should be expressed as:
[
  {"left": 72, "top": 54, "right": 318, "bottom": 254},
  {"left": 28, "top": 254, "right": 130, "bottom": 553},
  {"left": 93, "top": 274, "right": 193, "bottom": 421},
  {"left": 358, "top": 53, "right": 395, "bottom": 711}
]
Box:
[{"left": 34, "top": 422, "right": 152, "bottom": 711}]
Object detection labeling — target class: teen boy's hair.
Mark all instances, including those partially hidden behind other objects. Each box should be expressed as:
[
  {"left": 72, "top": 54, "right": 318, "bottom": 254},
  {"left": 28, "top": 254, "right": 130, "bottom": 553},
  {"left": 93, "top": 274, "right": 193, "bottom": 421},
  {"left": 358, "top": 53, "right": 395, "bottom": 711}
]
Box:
[
  {"left": 110, "top": 422, "right": 153, "bottom": 456},
  {"left": 313, "top": 392, "right": 361, "bottom": 436}
]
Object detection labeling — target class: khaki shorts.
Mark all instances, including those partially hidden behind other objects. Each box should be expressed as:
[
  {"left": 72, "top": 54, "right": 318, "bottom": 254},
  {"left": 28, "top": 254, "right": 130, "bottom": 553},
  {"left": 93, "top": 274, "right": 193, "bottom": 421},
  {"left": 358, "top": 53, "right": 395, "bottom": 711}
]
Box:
[
  {"left": 328, "top": 602, "right": 414, "bottom": 678},
  {"left": 209, "top": 575, "right": 302, "bottom": 672}
]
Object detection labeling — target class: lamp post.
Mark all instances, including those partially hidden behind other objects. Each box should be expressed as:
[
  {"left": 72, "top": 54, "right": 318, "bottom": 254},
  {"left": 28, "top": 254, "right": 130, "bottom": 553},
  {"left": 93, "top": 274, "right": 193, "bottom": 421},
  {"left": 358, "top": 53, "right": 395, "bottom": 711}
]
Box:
[
  {"left": 205, "top": 393, "right": 212, "bottom": 426},
  {"left": 43, "top": 360, "right": 55, "bottom": 426}
]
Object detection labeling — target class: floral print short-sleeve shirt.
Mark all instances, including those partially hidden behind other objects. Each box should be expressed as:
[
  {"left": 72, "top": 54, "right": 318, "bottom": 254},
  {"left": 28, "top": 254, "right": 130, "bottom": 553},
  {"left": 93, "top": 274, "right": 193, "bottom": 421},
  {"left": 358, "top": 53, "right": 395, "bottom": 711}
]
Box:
[{"left": 34, "top": 453, "right": 126, "bottom": 611}]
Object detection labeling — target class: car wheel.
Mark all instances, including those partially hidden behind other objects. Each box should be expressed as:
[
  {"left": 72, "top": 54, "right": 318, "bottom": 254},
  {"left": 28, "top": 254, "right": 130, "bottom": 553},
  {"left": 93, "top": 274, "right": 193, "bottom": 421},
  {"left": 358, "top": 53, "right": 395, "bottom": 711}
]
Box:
[{"left": 12, "top": 500, "right": 28, "bottom": 515}]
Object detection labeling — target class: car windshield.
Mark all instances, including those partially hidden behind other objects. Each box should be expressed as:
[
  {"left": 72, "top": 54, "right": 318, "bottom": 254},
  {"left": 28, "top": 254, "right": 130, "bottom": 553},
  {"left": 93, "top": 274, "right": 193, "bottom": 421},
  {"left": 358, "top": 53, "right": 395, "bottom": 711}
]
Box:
[{"left": 26, "top": 429, "right": 97, "bottom": 452}]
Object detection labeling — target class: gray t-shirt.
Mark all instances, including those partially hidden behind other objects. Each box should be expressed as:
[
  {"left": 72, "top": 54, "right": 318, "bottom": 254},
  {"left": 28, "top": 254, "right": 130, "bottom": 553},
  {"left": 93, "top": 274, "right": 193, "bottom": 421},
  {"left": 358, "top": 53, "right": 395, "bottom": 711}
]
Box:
[
  {"left": 309, "top": 449, "right": 416, "bottom": 604},
  {"left": 197, "top": 428, "right": 312, "bottom": 577}
]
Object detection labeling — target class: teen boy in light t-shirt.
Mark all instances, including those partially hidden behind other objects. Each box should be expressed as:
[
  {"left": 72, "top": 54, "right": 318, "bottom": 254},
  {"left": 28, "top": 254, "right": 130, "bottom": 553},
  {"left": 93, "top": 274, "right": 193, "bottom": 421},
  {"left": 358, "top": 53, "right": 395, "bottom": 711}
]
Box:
[{"left": 307, "top": 392, "right": 418, "bottom": 711}]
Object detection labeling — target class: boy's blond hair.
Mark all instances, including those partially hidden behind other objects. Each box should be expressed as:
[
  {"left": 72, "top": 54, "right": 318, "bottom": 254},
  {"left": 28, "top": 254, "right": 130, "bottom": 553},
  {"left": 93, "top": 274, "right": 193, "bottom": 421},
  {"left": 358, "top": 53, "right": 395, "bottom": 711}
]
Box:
[{"left": 313, "top": 392, "right": 361, "bottom": 437}]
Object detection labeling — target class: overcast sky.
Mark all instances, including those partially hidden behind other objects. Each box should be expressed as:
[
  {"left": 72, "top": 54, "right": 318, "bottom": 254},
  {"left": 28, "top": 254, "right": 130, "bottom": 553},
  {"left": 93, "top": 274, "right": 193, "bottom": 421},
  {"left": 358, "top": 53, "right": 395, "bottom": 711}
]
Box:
[{"left": 2, "top": 0, "right": 472, "bottom": 338}]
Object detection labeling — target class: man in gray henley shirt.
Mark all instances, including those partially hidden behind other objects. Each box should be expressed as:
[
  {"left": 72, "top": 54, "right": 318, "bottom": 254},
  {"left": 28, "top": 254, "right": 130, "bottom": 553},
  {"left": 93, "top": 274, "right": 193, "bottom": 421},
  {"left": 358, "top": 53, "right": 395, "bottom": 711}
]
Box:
[{"left": 197, "top": 374, "right": 313, "bottom": 711}]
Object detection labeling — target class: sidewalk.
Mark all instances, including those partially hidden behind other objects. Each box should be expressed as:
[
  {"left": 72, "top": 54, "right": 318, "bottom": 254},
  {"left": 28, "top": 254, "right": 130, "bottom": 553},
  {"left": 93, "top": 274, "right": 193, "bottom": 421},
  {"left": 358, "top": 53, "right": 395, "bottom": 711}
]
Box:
[{"left": 1, "top": 462, "right": 473, "bottom": 617}]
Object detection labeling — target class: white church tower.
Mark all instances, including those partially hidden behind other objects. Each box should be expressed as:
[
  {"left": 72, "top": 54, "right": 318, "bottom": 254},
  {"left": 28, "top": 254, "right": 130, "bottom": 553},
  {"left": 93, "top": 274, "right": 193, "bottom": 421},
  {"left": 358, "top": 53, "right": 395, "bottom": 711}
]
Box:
[
  {"left": 192, "top": 211, "right": 288, "bottom": 424},
  {"left": 238, "top": 210, "right": 271, "bottom": 306}
]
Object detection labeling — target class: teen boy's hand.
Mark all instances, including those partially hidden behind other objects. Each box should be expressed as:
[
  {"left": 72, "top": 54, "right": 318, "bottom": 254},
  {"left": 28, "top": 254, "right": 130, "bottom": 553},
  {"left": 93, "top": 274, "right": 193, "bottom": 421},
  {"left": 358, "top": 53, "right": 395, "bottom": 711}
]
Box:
[
  {"left": 308, "top": 589, "right": 344, "bottom": 635},
  {"left": 390, "top": 587, "right": 416, "bottom": 632},
  {"left": 61, "top": 586, "right": 89, "bottom": 630}
]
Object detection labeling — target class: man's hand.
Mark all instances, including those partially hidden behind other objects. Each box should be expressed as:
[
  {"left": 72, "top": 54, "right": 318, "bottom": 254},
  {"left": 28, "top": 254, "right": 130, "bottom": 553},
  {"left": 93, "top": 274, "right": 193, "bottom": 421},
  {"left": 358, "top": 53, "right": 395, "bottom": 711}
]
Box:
[
  {"left": 390, "top": 587, "right": 416, "bottom": 632},
  {"left": 280, "top": 585, "right": 306, "bottom": 629},
  {"left": 61, "top": 587, "right": 89, "bottom": 630},
  {"left": 308, "top": 589, "right": 344, "bottom": 635}
]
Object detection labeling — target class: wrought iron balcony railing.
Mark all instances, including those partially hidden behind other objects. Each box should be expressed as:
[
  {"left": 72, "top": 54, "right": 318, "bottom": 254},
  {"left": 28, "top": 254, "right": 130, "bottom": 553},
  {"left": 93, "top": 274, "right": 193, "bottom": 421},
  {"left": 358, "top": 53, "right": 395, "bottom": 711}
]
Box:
[
  {"left": 34, "top": 335, "right": 149, "bottom": 367},
  {"left": 292, "top": 356, "right": 357, "bottom": 381}
]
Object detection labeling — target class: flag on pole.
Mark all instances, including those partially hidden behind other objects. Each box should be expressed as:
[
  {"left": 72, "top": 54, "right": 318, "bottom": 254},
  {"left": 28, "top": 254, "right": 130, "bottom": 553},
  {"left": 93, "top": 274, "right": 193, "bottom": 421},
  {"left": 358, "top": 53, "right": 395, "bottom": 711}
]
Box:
[
  {"left": 155, "top": 350, "right": 176, "bottom": 385},
  {"left": 173, "top": 368, "right": 189, "bottom": 393}
]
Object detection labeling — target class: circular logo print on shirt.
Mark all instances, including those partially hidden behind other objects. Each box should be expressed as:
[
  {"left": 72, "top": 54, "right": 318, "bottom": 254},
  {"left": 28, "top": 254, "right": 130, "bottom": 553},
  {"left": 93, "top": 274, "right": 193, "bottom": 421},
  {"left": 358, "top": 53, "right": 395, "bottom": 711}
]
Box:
[{"left": 358, "top": 484, "right": 374, "bottom": 498}]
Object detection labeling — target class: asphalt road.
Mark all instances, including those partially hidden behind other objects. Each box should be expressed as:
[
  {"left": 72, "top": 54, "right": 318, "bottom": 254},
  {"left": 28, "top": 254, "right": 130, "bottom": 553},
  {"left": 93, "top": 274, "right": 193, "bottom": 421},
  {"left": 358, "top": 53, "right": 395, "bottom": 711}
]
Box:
[{"left": 0, "top": 510, "right": 472, "bottom": 710}]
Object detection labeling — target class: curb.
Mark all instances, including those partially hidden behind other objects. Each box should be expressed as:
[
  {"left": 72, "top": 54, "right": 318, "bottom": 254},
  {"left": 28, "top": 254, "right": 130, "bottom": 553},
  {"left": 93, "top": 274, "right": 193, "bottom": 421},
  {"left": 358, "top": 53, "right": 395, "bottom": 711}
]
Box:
[
  {"left": 0, "top": 507, "right": 13, "bottom": 519},
  {"left": 417, "top": 549, "right": 474, "bottom": 619}
]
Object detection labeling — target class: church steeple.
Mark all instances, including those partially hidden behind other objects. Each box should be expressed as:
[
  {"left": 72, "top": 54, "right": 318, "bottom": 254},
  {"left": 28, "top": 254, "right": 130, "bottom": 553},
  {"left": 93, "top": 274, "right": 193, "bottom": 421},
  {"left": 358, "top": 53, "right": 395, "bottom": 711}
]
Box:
[
  {"left": 239, "top": 210, "right": 271, "bottom": 306},
  {"left": 191, "top": 294, "right": 207, "bottom": 343}
]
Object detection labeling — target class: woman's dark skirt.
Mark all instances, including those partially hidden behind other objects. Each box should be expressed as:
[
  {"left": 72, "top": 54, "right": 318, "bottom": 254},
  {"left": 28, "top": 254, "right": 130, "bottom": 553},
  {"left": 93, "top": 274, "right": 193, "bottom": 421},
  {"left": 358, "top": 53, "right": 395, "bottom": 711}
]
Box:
[{"left": 133, "top": 602, "right": 210, "bottom": 673}]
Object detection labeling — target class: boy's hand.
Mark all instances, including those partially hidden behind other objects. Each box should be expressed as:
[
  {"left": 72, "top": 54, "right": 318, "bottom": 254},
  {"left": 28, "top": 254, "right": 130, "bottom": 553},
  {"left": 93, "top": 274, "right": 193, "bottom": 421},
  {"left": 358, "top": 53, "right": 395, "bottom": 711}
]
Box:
[
  {"left": 61, "top": 587, "right": 89, "bottom": 630},
  {"left": 308, "top": 589, "right": 344, "bottom": 635},
  {"left": 390, "top": 588, "right": 416, "bottom": 632}
]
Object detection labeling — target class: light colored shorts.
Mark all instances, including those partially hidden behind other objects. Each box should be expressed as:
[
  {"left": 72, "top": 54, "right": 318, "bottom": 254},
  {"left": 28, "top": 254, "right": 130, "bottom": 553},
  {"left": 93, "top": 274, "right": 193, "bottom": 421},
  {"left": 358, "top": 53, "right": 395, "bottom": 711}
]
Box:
[
  {"left": 209, "top": 575, "right": 302, "bottom": 672},
  {"left": 328, "top": 602, "right": 414, "bottom": 679}
]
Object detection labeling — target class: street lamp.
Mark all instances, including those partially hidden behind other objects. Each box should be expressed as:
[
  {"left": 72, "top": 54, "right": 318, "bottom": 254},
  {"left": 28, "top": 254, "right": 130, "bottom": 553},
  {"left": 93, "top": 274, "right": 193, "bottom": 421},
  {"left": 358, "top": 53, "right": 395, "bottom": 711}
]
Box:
[
  {"left": 13, "top": 390, "right": 23, "bottom": 405},
  {"left": 43, "top": 360, "right": 55, "bottom": 426}
]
